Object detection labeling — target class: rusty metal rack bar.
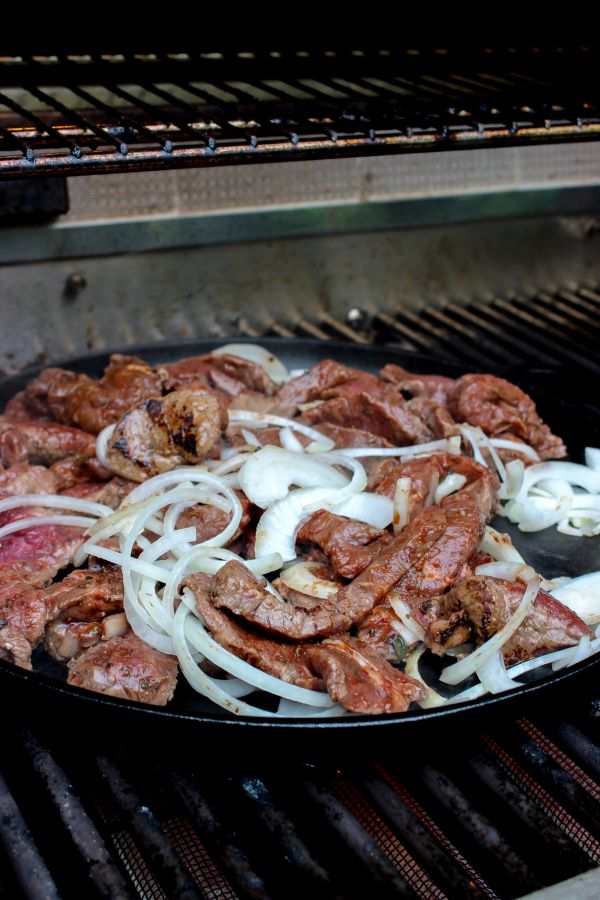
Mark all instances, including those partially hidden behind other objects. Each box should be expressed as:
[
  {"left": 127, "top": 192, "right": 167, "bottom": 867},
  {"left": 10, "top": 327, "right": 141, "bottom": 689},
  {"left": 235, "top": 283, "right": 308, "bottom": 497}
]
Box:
[{"left": 0, "top": 47, "right": 599, "bottom": 178}]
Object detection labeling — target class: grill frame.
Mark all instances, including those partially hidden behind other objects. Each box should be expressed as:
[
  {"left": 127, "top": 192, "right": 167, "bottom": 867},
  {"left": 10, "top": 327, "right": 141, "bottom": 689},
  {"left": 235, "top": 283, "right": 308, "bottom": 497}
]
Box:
[{"left": 1, "top": 47, "right": 600, "bottom": 178}]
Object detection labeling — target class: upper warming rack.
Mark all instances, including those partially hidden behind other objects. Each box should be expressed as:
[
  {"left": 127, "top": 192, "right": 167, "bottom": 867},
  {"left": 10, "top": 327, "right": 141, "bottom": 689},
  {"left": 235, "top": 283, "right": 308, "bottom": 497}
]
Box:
[{"left": 0, "top": 46, "right": 599, "bottom": 178}]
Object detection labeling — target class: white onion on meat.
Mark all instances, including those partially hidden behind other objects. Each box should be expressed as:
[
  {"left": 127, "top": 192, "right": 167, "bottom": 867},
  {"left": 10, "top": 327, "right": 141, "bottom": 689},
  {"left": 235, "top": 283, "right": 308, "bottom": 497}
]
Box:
[
  {"left": 340, "top": 439, "right": 451, "bottom": 459},
  {"left": 479, "top": 526, "right": 526, "bottom": 563},
  {"left": 211, "top": 343, "right": 289, "bottom": 385},
  {"left": 435, "top": 473, "right": 467, "bottom": 504},
  {"left": 440, "top": 577, "right": 541, "bottom": 685},
  {"left": 330, "top": 492, "right": 393, "bottom": 528},
  {"left": 95, "top": 423, "right": 116, "bottom": 467},
  {"left": 476, "top": 652, "right": 519, "bottom": 693},
  {"left": 475, "top": 561, "right": 537, "bottom": 582},
  {"left": 239, "top": 446, "right": 347, "bottom": 508},
  {"left": 279, "top": 427, "right": 304, "bottom": 453},
  {"left": 388, "top": 595, "right": 426, "bottom": 641},
  {"left": 0, "top": 514, "right": 96, "bottom": 541},
  {"left": 0, "top": 493, "right": 113, "bottom": 518},
  {"left": 404, "top": 644, "right": 447, "bottom": 708},
  {"left": 392, "top": 477, "right": 411, "bottom": 535},
  {"left": 489, "top": 438, "right": 540, "bottom": 462},
  {"left": 227, "top": 411, "right": 335, "bottom": 450},
  {"left": 279, "top": 561, "right": 340, "bottom": 600}
]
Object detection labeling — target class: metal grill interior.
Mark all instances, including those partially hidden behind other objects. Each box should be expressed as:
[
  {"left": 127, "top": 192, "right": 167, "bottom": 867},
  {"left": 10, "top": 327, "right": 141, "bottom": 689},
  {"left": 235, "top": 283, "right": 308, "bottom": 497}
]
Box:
[{"left": 1, "top": 47, "right": 600, "bottom": 177}]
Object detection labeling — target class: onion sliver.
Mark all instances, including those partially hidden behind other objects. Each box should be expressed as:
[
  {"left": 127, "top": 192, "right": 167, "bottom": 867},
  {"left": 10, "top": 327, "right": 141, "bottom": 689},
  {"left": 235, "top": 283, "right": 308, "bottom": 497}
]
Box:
[
  {"left": 0, "top": 493, "right": 111, "bottom": 518},
  {"left": 404, "top": 644, "right": 447, "bottom": 708},
  {"left": 0, "top": 514, "right": 96, "bottom": 541},
  {"left": 516, "top": 461, "right": 600, "bottom": 501},
  {"left": 228, "top": 411, "right": 334, "bottom": 450},
  {"left": 389, "top": 595, "right": 426, "bottom": 641},
  {"left": 585, "top": 447, "right": 600, "bottom": 471},
  {"left": 475, "top": 561, "right": 537, "bottom": 582},
  {"left": 440, "top": 577, "right": 541, "bottom": 685},
  {"left": 551, "top": 571, "right": 600, "bottom": 625},
  {"left": 279, "top": 561, "right": 340, "bottom": 600},
  {"left": 239, "top": 446, "right": 346, "bottom": 508},
  {"left": 393, "top": 477, "right": 411, "bottom": 535},
  {"left": 476, "top": 652, "right": 519, "bottom": 693},
  {"left": 479, "top": 526, "right": 526, "bottom": 563},
  {"left": 489, "top": 438, "right": 540, "bottom": 462},
  {"left": 212, "top": 343, "right": 289, "bottom": 385},
  {"left": 435, "top": 473, "right": 466, "bottom": 504},
  {"left": 339, "top": 439, "right": 450, "bottom": 459},
  {"left": 280, "top": 427, "right": 304, "bottom": 452},
  {"left": 330, "top": 492, "right": 393, "bottom": 528},
  {"left": 95, "top": 423, "right": 116, "bottom": 468},
  {"left": 458, "top": 425, "right": 487, "bottom": 467}
]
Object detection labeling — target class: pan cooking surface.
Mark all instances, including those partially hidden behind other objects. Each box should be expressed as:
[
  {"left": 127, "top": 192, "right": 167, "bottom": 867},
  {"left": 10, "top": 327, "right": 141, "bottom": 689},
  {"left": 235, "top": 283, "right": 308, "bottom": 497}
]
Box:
[{"left": 1, "top": 338, "right": 598, "bottom": 733}]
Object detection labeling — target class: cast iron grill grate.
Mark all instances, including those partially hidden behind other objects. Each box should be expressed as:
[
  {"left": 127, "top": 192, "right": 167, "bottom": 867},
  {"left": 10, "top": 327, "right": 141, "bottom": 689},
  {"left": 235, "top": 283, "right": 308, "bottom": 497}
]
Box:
[
  {"left": 0, "top": 706, "right": 599, "bottom": 899},
  {"left": 0, "top": 47, "right": 599, "bottom": 177}
]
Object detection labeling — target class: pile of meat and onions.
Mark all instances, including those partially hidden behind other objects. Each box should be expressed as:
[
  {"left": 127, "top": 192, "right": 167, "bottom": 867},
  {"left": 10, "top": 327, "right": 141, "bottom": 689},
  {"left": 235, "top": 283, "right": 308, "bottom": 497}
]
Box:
[{"left": 0, "top": 346, "right": 598, "bottom": 717}]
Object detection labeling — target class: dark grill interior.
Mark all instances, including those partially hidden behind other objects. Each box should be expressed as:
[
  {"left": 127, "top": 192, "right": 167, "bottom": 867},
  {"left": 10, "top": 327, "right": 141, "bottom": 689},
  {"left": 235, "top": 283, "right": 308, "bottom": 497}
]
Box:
[
  {"left": 1, "top": 47, "right": 599, "bottom": 177},
  {"left": 1, "top": 702, "right": 599, "bottom": 900}
]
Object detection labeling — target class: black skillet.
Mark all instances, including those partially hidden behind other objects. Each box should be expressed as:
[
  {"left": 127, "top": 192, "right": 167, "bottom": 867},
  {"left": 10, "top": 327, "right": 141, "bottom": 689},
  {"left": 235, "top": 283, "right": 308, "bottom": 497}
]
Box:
[{"left": 1, "top": 339, "right": 599, "bottom": 753}]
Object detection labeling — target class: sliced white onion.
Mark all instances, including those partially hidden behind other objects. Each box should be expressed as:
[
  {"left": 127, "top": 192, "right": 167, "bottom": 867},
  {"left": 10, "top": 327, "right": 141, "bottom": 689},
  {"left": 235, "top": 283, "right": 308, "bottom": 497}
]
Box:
[
  {"left": 585, "top": 447, "right": 600, "bottom": 471},
  {"left": 279, "top": 561, "right": 340, "bottom": 600},
  {"left": 435, "top": 473, "right": 466, "bottom": 504},
  {"left": 497, "top": 458, "right": 526, "bottom": 501},
  {"left": 458, "top": 424, "right": 487, "bottom": 467},
  {"left": 479, "top": 526, "right": 526, "bottom": 563},
  {"left": 240, "top": 428, "right": 262, "bottom": 448},
  {"left": 211, "top": 343, "right": 289, "bottom": 385},
  {"left": 505, "top": 493, "right": 573, "bottom": 532},
  {"left": 489, "top": 438, "right": 541, "bottom": 462},
  {"left": 340, "top": 439, "right": 450, "bottom": 459},
  {"left": 551, "top": 571, "right": 600, "bottom": 625},
  {"left": 475, "top": 561, "right": 537, "bottom": 582},
  {"left": 404, "top": 644, "right": 447, "bottom": 708},
  {"left": 0, "top": 514, "right": 96, "bottom": 541},
  {"left": 476, "top": 652, "right": 519, "bottom": 693},
  {"left": 239, "top": 446, "right": 347, "bottom": 508},
  {"left": 515, "top": 462, "right": 600, "bottom": 502},
  {"left": 0, "top": 493, "right": 111, "bottom": 518},
  {"left": 330, "top": 492, "right": 393, "bottom": 528},
  {"left": 388, "top": 595, "right": 426, "bottom": 641},
  {"left": 95, "top": 423, "right": 116, "bottom": 468},
  {"left": 440, "top": 577, "right": 541, "bottom": 685},
  {"left": 228, "top": 411, "right": 334, "bottom": 450},
  {"left": 393, "top": 477, "right": 411, "bottom": 535},
  {"left": 279, "top": 427, "right": 304, "bottom": 453}
]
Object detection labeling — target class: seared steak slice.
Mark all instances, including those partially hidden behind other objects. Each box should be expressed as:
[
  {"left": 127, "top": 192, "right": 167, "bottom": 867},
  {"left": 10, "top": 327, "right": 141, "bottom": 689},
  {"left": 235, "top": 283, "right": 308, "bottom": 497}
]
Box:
[
  {"left": 303, "top": 392, "right": 433, "bottom": 445},
  {"left": 50, "top": 455, "right": 112, "bottom": 491},
  {"left": 380, "top": 365, "right": 455, "bottom": 405},
  {"left": 0, "top": 463, "right": 57, "bottom": 500},
  {"left": 307, "top": 637, "right": 424, "bottom": 714},
  {"left": 105, "top": 389, "right": 227, "bottom": 482},
  {"left": 211, "top": 511, "right": 447, "bottom": 640},
  {"left": 62, "top": 476, "right": 136, "bottom": 509},
  {"left": 449, "top": 373, "right": 566, "bottom": 460},
  {"left": 275, "top": 360, "right": 361, "bottom": 412},
  {"left": 0, "top": 579, "right": 47, "bottom": 668},
  {"left": 176, "top": 493, "right": 251, "bottom": 545},
  {"left": 406, "top": 397, "right": 457, "bottom": 439},
  {"left": 39, "top": 355, "right": 164, "bottom": 435},
  {"left": 297, "top": 509, "right": 391, "bottom": 578},
  {"left": 0, "top": 418, "right": 96, "bottom": 467},
  {"left": 185, "top": 573, "right": 323, "bottom": 691},
  {"left": 316, "top": 423, "right": 393, "bottom": 449},
  {"left": 441, "top": 576, "right": 593, "bottom": 664},
  {"left": 67, "top": 633, "right": 178, "bottom": 705},
  {"left": 159, "top": 354, "right": 277, "bottom": 397}
]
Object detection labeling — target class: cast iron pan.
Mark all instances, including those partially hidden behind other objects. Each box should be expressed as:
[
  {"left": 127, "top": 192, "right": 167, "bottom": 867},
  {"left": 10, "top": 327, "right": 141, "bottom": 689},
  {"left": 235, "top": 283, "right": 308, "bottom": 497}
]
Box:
[{"left": 1, "top": 339, "right": 599, "bottom": 750}]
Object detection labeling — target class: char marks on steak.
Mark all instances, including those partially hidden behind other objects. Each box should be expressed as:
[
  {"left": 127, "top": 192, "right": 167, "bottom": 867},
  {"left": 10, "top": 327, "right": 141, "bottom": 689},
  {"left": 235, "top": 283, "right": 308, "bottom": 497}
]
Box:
[
  {"left": 307, "top": 637, "right": 424, "bottom": 714},
  {"left": 437, "top": 576, "right": 593, "bottom": 664},
  {"left": 105, "top": 389, "right": 227, "bottom": 482},
  {"left": 186, "top": 573, "right": 323, "bottom": 691},
  {"left": 297, "top": 510, "right": 391, "bottom": 578},
  {"left": 67, "top": 632, "right": 178, "bottom": 705},
  {"left": 0, "top": 579, "right": 48, "bottom": 668},
  {"left": 449, "top": 373, "right": 566, "bottom": 460}
]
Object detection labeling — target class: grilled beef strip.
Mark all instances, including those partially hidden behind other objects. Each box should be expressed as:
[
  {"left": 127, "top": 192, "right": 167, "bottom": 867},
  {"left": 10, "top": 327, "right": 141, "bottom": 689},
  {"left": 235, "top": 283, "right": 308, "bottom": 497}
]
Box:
[
  {"left": 159, "top": 354, "right": 278, "bottom": 397},
  {"left": 185, "top": 573, "right": 324, "bottom": 691},
  {"left": 0, "top": 579, "right": 48, "bottom": 668},
  {"left": 67, "top": 633, "right": 178, "bottom": 706},
  {"left": 307, "top": 637, "right": 425, "bottom": 714},
  {"left": 105, "top": 389, "right": 228, "bottom": 482},
  {"left": 0, "top": 418, "right": 96, "bottom": 467},
  {"left": 297, "top": 510, "right": 391, "bottom": 578},
  {"left": 430, "top": 576, "right": 593, "bottom": 663},
  {"left": 379, "top": 365, "right": 456, "bottom": 405},
  {"left": 211, "top": 510, "right": 448, "bottom": 640},
  {"left": 50, "top": 455, "right": 112, "bottom": 491},
  {"left": 0, "top": 463, "right": 58, "bottom": 500}
]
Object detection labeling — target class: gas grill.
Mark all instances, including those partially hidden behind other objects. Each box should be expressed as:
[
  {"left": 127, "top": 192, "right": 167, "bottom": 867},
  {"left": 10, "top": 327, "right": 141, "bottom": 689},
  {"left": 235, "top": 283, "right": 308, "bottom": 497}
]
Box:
[{"left": 1, "top": 45, "right": 599, "bottom": 900}]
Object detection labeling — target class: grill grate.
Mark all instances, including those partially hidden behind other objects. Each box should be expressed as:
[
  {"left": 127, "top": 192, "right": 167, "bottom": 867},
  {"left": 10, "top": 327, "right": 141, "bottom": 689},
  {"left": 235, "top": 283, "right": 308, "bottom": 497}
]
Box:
[
  {"left": 1, "top": 707, "right": 599, "bottom": 900},
  {"left": 0, "top": 47, "right": 599, "bottom": 177}
]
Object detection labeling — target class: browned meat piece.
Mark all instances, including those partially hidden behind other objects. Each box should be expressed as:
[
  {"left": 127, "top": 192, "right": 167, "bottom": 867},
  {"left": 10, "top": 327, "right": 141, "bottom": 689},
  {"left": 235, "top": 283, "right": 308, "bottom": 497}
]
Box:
[
  {"left": 304, "top": 392, "right": 433, "bottom": 446},
  {"left": 0, "top": 463, "right": 57, "bottom": 500},
  {"left": 297, "top": 509, "right": 391, "bottom": 578},
  {"left": 316, "top": 424, "right": 394, "bottom": 449},
  {"left": 0, "top": 418, "right": 96, "bottom": 467},
  {"left": 449, "top": 373, "right": 566, "bottom": 459},
  {"left": 105, "top": 389, "right": 227, "bottom": 482},
  {"left": 50, "top": 455, "right": 112, "bottom": 491},
  {"left": 406, "top": 397, "right": 457, "bottom": 439},
  {"left": 62, "top": 476, "right": 136, "bottom": 509},
  {"left": 441, "top": 576, "right": 593, "bottom": 664},
  {"left": 356, "top": 605, "right": 410, "bottom": 662},
  {"left": 67, "top": 633, "right": 178, "bottom": 705},
  {"left": 3, "top": 368, "right": 58, "bottom": 422},
  {"left": 27, "top": 355, "right": 165, "bottom": 435},
  {"left": 211, "top": 511, "right": 447, "bottom": 640},
  {"left": 275, "top": 360, "right": 361, "bottom": 412},
  {"left": 177, "top": 493, "right": 251, "bottom": 545},
  {"left": 0, "top": 579, "right": 47, "bottom": 668},
  {"left": 44, "top": 568, "right": 125, "bottom": 662},
  {"left": 159, "top": 354, "right": 277, "bottom": 397},
  {"left": 185, "top": 573, "right": 323, "bottom": 691},
  {"left": 307, "top": 637, "right": 424, "bottom": 714},
  {"left": 380, "top": 365, "right": 456, "bottom": 405}
]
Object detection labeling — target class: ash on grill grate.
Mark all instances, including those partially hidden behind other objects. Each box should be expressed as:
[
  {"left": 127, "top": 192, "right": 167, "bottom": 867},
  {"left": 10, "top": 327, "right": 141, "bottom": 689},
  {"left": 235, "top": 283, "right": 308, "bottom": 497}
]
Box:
[{"left": 1, "top": 47, "right": 600, "bottom": 177}]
